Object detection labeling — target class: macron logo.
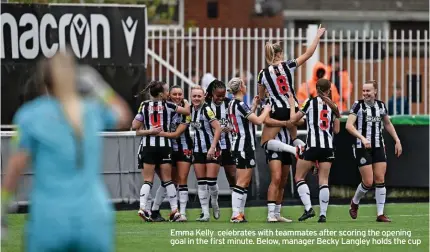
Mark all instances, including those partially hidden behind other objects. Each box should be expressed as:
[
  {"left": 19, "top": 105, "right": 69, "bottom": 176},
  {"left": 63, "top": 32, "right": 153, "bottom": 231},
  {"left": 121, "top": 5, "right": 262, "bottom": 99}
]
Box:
[{"left": 121, "top": 17, "right": 138, "bottom": 57}]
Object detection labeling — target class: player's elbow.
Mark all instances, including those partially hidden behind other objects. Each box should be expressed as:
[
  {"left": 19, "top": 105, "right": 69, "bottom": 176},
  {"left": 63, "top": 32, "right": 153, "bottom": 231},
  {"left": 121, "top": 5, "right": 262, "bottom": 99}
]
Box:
[
  {"left": 253, "top": 117, "right": 265, "bottom": 126},
  {"left": 182, "top": 108, "right": 191, "bottom": 116},
  {"left": 345, "top": 123, "right": 354, "bottom": 133},
  {"left": 255, "top": 120, "right": 264, "bottom": 126},
  {"left": 213, "top": 125, "right": 222, "bottom": 135},
  {"left": 131, "top": 119, "right": 141, "bottom": 130}
]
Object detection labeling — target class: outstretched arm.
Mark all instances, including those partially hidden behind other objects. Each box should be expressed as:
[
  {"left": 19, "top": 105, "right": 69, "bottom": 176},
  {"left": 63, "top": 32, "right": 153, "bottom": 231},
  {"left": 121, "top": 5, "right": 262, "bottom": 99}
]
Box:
[
  {"left": 247, "top": 105, "right": 272, "bottom": 125},
  {"left": 295, "top": 26, "right": 326, "bottom": 67}
]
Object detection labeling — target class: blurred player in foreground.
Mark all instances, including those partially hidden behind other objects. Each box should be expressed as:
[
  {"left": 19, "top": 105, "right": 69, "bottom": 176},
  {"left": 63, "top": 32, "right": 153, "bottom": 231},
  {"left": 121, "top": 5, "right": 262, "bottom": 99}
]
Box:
[{"left": 1, "top": 50, "right": 131, "bottom": 251}]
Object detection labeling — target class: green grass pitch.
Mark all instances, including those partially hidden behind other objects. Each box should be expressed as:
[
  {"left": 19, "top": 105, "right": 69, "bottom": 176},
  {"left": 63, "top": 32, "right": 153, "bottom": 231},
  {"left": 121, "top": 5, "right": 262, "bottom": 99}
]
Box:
[{"left": 2, "top": 203, "right": 428, "bottom": 252}]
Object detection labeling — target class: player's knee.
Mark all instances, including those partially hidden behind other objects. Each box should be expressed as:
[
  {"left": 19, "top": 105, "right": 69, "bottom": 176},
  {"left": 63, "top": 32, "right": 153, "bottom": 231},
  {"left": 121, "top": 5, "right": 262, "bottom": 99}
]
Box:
[
  {"left": 279, "top": 177, "right": 288, "bottom": 187},
  {"left": 277, "top": 181, "right": 286, "bottom": 190},
  {"left": 374, "top": 177, "right": 385, "bottom": 184},
  {"left": 362, "top": 178, "right": 373, "bottom": 188},
  {"left": 319, "top": 178, "right": 329, "bottom": 186},
  {"left": 270, "top": 176, "right": 282, "bottom": 186},
  {"left": 236, "top": 178, "right": 250, "bottom": 188},
  {"left": 294, "top": 174, "right": 305, "bottom": 183},
  {"left": 177, "top": 174, "right": 188, "bottom": 185}
]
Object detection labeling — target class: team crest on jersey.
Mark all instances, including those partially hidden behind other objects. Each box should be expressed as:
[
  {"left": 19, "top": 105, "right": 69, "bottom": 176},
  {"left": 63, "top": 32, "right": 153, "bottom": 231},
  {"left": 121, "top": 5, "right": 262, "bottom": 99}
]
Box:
[
  {"left": 360, "top": 157, "right": 367, "bottom": 165},
  {"left": 185, "top": 115, "right": 192, "bottom": 123},
  {"left": 219, "top": 118, "right": 229, "bottom": 127}
]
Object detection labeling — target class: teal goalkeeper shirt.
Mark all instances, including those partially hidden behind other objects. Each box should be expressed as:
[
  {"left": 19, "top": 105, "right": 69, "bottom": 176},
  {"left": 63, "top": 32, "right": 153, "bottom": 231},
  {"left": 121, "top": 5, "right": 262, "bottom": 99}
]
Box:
[{"left": 11, "top": 96, "right": 118, "bottom": 220}]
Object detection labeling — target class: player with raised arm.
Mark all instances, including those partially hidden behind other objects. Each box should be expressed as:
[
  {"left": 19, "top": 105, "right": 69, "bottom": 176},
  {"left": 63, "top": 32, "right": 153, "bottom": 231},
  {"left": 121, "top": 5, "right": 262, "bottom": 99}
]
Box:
[
  {"left": 1, "top": 51, "right": 131, "bottom": 251},
  {"left": 346, "top": 80, "right": 402, "bottom": 222},
  {"left": 189, "top": 86, "right": 222, "bottom": 222},
  {"left": 289, "top": 79, "right": 341, "bottom": 223},
  {"left": 132, "top": 81, "right": 190, "bottom": 222},
  {"left": 259, "top": 26, "right": 326, "bottom": 154},
  {"left": 227, "top": 77, "right": 272, "bottom": 223}
]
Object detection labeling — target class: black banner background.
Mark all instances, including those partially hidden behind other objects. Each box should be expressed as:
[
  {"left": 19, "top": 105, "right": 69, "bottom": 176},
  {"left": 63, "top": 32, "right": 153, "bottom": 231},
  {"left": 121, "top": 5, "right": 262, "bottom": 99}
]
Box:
[
  {"left": 255, "top": 123, "right": 429, "bottom": 200},
  {"left": 1, "top": 3, "right": 148, "bottom": 124},
  {"left": 1, "top": 3, "right": 147, "bottom": 65}
]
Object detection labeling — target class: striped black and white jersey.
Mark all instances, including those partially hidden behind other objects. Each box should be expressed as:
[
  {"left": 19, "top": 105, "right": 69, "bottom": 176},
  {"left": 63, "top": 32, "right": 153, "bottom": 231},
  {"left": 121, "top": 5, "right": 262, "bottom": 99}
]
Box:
[
  {"left": 134, "top": 100, "right": 177, "bottom": 147},
  {"left": 228, "top": 99, "right": 256, "bottom": 151},
  {"left": 258, "top": 59, "right": 298, "bottom": 109},
  {"left": 190, "top": 103, "right": 218, "bottom": 153},
  {"left": 170, "top": 111, "right": 193, "bottom": 152},
  {"left": 265, "top": 96, "right": 292, "bottom": 145},
  {"left": 350, "top": 99, "right": 388, "bottom": 148},
  {"left": 207, "top": 98, "right": 233, "bottom": 151},
  {"left": 301, "top": 97, "right": 337, "bottom": 149},
  {"left": 276, "top": 127, "right": 292, "bottom": 145}
]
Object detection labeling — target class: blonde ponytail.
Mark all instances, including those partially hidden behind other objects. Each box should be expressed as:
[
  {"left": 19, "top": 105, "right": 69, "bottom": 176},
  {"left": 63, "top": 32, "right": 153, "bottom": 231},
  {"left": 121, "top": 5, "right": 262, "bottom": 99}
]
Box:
[
  {"left": 265, "top": 41, "right": 283, "bottom": 65},
  {"left": 265, "top": 42, "right": 275, "bottom": 65}
]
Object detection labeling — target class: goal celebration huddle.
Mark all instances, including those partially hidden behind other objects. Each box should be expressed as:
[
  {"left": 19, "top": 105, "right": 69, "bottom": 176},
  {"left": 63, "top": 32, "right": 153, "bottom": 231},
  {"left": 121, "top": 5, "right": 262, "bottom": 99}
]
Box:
[{"left": 130, "top": 25, "right": 402, "bottom": 223}]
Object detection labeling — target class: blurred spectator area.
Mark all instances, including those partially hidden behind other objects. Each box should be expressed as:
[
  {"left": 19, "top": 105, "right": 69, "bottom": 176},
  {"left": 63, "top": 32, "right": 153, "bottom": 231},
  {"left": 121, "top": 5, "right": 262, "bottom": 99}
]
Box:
[{"left": 3, "top": 0, "right": 429, "bottom": 116}]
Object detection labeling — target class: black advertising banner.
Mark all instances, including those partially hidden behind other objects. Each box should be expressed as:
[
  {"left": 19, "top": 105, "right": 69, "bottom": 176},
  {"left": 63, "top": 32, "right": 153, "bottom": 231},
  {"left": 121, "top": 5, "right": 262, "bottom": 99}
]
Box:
[
  {"left": 255, "top": 123, "right": 429, "bottom": 200},
  {"left": 1, "top": 3, "right": 147, "bottom": 66},
  {"left": 1, "top": 3, "right": 148, "bottom": 125},
  {"left": 329, "top": 125, "right": 429, "bottom": 188}
]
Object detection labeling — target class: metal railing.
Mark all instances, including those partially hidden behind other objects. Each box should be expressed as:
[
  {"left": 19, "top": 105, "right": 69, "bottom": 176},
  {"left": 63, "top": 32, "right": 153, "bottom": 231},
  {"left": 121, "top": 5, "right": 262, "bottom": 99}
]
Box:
[{"left": 146, "top": 26, "right": 429, "bottom": 115}]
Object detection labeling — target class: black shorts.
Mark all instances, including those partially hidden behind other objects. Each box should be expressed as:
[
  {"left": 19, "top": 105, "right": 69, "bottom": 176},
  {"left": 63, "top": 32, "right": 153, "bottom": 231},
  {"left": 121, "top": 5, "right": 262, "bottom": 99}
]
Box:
[
  {"left": 220, "top": 150, "right": 235, "bottom": 166},
  {"left": 232, "top": 149, "right": 256, "bottom": 169},
  {"left": 302, "top": 147, "right": 335, "bottom": 163},
  {"left": 266, "top": 150, "right": 293, "bottom": 165},
  {"left": 193, "top": 151, "right": 220, "bottom": 164},
  {"left": 270, "top": 105, "right": 299, "bottom": 121},
  {"left": 172, "top": 149, "right": 192, "bottom": 165},
  {"left": 353, "top": 147, "right": 387, "bottom": 167},
  {"left": 138, "top": 146, "right": 172, "bottom": 168}
]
